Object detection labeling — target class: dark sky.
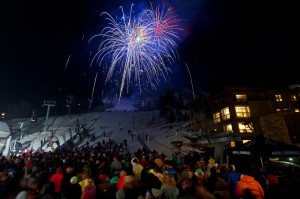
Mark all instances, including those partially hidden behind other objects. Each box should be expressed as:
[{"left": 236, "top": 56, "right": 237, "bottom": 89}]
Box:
[{"left": 0, "top": 0, "right": 292, "bottom": 110}]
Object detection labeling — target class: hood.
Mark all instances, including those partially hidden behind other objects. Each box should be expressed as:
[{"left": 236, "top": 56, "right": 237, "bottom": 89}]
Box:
[{"left": 240, "top": 175, "right": 255, "bottom": 183}]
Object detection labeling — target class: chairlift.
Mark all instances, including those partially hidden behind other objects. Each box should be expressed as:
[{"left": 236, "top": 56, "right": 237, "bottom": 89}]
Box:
[{"left": 30, "top": 110, "right": 38, "bottom": 123}]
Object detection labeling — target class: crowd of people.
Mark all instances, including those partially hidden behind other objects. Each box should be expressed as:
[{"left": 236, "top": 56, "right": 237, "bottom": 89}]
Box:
[{"left": 0, "top": 136, "right": 300, "bottom": 199}]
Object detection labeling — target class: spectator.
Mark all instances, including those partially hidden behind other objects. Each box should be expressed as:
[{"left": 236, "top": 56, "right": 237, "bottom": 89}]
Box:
[
  {"left": 235, "top": 172, "right": 264, "bottom": 199},
  {"left": 206, "top": 167, "right": 218, "bottom": 193},
  {"left": 266, "top": 167, "right": 279, "bottom": 199},
  {"left": 0, "top": 172, "right": 13, "bottom": 199},
  {"left": 61, "top": 166, "right": 76, "bottom": 198},
  {"left": 213, "top": 177, "right": 231, "bottom": 199},
  {"left": 39, "top": 181, "right": 55, "bottom": 199},
  {"left": 226, "top": 164, "right": 241, "bottom": 197},
  {"left": 49, "top": 166, "right": 64, "bottom": 199},
  {"left": 131, "top": 157, "right": 144, "bottom": 180},
  {"left": 111, "top": 156, "right": 123, "bottom": 177},
  {"left": 116, "top": 170, "right": 127, "bottom": 191},
  {"left": 82, "top": 178, "right": 96, "bottom": 199},
  {"left": 65, "top": 176, "right": 82, "bottom": 199},
  {"left": 161, "top": 172, "right": 179, "bottom": 199},
  {"left": 154, "top": 156, "right": 164, "bottom": 169},
  {"left": 19, "top": 167, "right": 36, "bottom": 192},
  {"left": 194, "top": 168, "right": 205, "bottom": 186}
]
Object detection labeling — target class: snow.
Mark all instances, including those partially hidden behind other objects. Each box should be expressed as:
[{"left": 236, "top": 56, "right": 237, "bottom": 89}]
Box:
[{"left": 4, "top": 100, "right": 205, "bottom": 158}]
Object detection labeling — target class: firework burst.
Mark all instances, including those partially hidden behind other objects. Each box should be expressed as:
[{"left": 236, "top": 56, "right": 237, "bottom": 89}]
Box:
[{"left": 89, "top": 4, "right": 182, "bottom": 99}]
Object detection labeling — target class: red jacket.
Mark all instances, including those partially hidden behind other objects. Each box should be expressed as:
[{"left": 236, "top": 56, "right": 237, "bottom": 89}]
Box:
[
  {"left": 235, "top": 175, "right": 264, "bottom": 199},
  {"left": 266, "top": 173, "right": 279, "bottom": 185},
  {"left": 49, "top": 173, "right": 64, "bottom": 193},
  {"left": 116, "top": 175, "right": 126, "bottom": 190}
]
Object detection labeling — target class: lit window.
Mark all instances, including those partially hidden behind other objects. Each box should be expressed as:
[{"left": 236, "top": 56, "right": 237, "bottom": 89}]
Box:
[
  {"left": 295, "top": 109, "right": 300, "bottom": 112},
  {"left": 229, "top": 141, "right": 235, "bottom": 147},
  {"left": 275, "top": 94, "right": 282, "bottom": 101},
  {"left": 242, "top": 140, "right": 251, "bottom": 144},
  {"left": 235, "top": 106, "right": 251, "bottom": 118},
  {"left": 221, "top": 107, "right": 230, "bottom": 120},
  {"left": 236, "top": 94, "right": 247, "bottom": 102},
  {"left": 213, "top": 112, "right": 221, "bottom": 123},
  {"left": 238, "top": 122, "right": 253, "bottom": 133},
  {"left": 291, "top": 95, "right": 297, "bottom": 101},
  {"left": 223, "top": 123, "right": 232, "bottom": 132}
]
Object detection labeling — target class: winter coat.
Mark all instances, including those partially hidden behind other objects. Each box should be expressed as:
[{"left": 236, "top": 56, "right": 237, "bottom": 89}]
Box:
[
  {"left": 227, "top": 171, "right": 241, "bottom": 190},
  {"left": 49, "top": 173, "right": 64, "bottom": 193},
  {"left": 235, "top": 175, "right": 264, "bottom": 199},
  {"left": 132, "top": 163, "right": 144, "bottom": 180},
  {"left": 82, "top": 184, "right": 96, "bottom": 199},
  {"left": 116, "top": 175, "right": 126, "bottom": 190}
]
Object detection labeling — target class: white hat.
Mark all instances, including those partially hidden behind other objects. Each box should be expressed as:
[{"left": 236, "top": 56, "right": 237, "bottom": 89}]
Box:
[{"left": 70, "top": 176, "right": 78, "bottom": 184}]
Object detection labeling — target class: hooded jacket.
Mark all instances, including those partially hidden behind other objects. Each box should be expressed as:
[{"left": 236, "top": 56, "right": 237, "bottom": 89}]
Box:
[{"left": 235, "top": 175, "right": 264, "bottom": 199}]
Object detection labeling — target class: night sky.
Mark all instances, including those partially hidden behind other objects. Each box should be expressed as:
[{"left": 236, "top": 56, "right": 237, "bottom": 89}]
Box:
[{"left": 0, "top": 0, "right": 292, "bottom": 111}]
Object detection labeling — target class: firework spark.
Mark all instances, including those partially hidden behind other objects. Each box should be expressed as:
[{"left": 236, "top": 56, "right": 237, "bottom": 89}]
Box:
[
  {"left": 64, "top": 54, "right": 71, "bottom": 71},
  {"left": 89, "top": 4, "right": 182, "bottom": 99},
  {"left": 91, "top": 72, "right": 98, "bottom": 100}
]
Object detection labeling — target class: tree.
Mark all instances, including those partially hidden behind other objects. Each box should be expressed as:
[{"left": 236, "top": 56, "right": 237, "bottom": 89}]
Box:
[
  {"left": 159, "top": 88, "right": 175, "bottom": 118},
  {"left": 5, "top": 100, "right": 32, "bottom": 119}
]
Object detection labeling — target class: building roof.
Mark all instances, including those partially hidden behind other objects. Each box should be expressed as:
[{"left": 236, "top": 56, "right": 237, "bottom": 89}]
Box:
[{"left": 226, "top": 135, "right": 300, "bottom": 157}]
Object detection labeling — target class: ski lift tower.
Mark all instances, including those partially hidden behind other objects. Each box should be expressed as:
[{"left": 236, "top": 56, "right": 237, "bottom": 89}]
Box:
[{"left": 42, "top": 100, "right": 56, "bottom": 132}]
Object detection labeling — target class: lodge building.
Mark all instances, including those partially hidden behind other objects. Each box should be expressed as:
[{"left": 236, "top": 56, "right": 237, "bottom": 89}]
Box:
[{"left": 207, "top": 85, "right": 300, "bottom": 164}]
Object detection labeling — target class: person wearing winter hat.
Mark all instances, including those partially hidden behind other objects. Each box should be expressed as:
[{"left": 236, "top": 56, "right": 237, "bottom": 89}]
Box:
[
  {"left": 195, "top": 168, "right": 204, "bottom": 176},
  {"left": 194, "top": 168, "right": 205, "bottom": 185},
  {"left": 208, "top": 156, "right": 216, "bottom": 168},
  {"left": 63, "top": 176, "right": 82, "bottom": 199}
]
